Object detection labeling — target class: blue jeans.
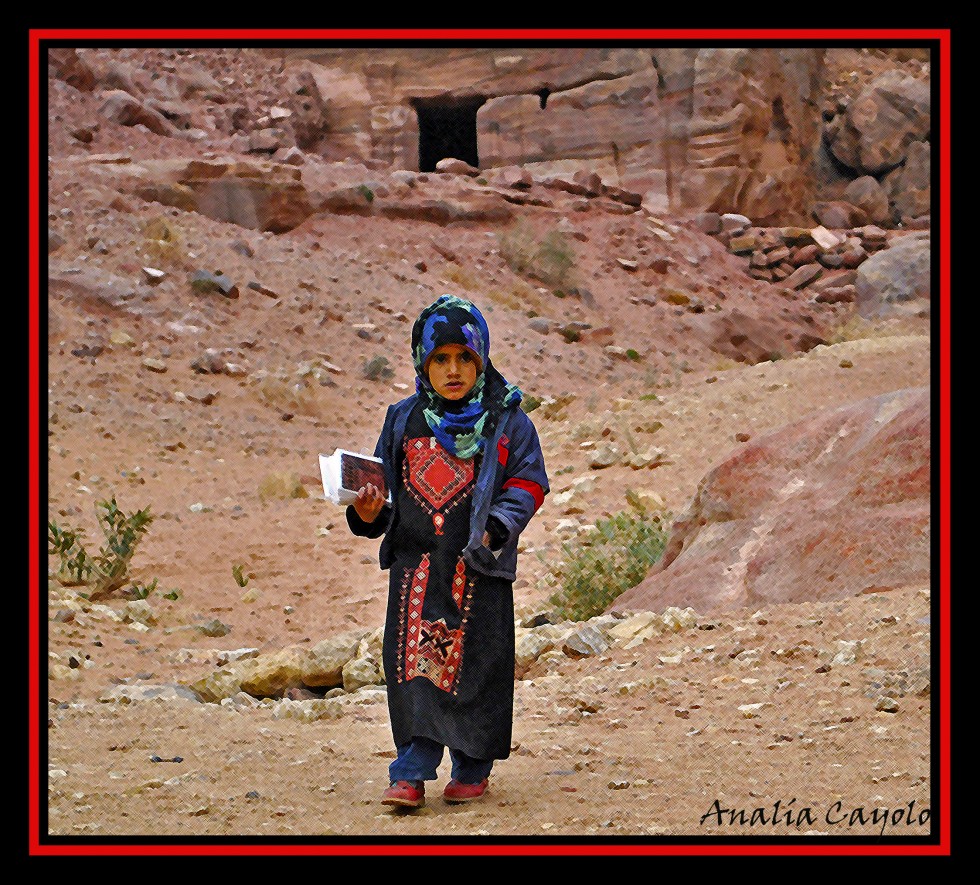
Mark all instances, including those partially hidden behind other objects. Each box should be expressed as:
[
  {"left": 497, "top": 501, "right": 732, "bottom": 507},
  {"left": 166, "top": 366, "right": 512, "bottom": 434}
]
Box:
[{"left": 389, "top": 736, "right": 493, "bottom": 785}]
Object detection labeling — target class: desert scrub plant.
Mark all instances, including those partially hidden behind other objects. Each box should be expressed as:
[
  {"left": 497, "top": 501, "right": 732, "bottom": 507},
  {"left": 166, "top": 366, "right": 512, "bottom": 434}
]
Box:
[
  {"left": 548, "top": 503, "right": 670, "bottom": 621},
  {"left": 497, "top": 221, "right": 577, "bottom": 289},
  {"left": 125, "top": 578, "right": 158, "bottom": 600},
  {"left": 258, "top": 472, "right": 309, "bottom": 503},
  {"left": 826, "top": 313, "right": 925, "bottom": 344},
  {"left": 442, "top": 262, "right": 480, "bottom": 292},
  {"left": 140, "top": 216, "right": 185, "bottom": 266},
  {"left": 48, "top": 497, "right": 154, "bottom": 600},
  {"left": 534, "top": 230, "right": 576, "bottom": 288},
  {"left": 232, "top": 564, "right": 249, "bottom": 587}
]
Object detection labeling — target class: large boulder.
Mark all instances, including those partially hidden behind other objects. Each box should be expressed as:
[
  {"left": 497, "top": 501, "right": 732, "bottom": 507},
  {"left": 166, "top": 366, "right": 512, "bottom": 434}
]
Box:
[
  {"left": 855, "top": 233, "right": 930, "bottom": 318},
  {"left": 843, "top": 176, "right": 891, "bottom": 225},
  {"left": 609, "top": 387, "right": 930, "bottom": 615},
  {"left": 302, "top": 629, "right": 368, "bottom": 687},
  {"left": 824, "top": 71, "right": 931, "bottom": 174},
  {"left": 236, "top": 647, "right": 311, "bottom": 698}
]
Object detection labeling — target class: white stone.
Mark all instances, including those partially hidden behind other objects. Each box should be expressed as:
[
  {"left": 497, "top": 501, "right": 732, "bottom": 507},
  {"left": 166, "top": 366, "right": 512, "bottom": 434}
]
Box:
[
  {"left": 216, "top": 648, "right": 260, "bottom": 666},
  {"left": 811, "top": 225, "right": 845, "bottom": 250},
  {"left": 738, "top": 702, "right": 773, "bottom": 718},
  {"left": 831, "top": 640, "right": 863, "bottom": 666},
  {"left": 661, "top": 607, "right": 698, "bottom": 631},
  {"left": 124, "top": 599, "right": 155, "bottom": 626}
]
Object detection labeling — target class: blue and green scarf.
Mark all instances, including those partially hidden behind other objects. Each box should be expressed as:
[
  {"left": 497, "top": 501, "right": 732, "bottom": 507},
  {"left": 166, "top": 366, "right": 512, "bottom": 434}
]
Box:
[{"left": 412, "top": 294, "right": 523, "bottom": 459}]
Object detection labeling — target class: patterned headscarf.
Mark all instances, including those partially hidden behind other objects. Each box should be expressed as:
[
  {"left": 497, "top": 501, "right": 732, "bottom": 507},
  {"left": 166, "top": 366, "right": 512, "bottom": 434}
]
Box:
[{"left": 411, "top": 294, "right": 523, "bottom": 459}]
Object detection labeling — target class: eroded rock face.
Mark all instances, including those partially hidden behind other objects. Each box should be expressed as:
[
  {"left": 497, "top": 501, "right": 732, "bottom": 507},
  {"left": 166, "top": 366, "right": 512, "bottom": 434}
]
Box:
[
  {"left": 285, "top": 47, "right": 828, "bottom": 221},
  {"left": 68, "top": 155, "right": 315, "bottom": 233},
  {"left": 678, "top": 48, "right": 825, "bottom": 224},
  {"left": 609, "top": 387, "right": 930, "bottom": 615}
]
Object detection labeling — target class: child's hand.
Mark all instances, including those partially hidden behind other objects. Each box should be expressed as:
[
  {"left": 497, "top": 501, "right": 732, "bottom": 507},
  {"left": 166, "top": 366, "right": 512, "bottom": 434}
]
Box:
[{"left": 353, "top": 483, "right": 386, "bottom": 523}]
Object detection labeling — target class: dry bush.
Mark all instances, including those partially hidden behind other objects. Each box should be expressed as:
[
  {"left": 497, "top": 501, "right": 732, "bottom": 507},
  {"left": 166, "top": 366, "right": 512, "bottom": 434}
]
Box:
[
  {"left": 497, "top": 220, "right": 577, "bottom": 290},
  {"left": 140, "top": 215, "right": 186, "bottom": 267},
  {"left": 827, "top": 313, "right": 927, "bottom": 344},
  {"left": 443, "top": 262, "right": 480, "bottom": 292},
  {"left": 258, "top": 472, "right": 309, "bottom": 503},
  {"left": 549, "top": 504, "right": 670, "bottom": 621}
]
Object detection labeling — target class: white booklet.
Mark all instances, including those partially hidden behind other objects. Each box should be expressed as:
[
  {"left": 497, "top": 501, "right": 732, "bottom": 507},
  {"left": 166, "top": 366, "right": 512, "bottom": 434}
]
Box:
[{"left": 319, "top": 449, "right": 390, "bottom": 506}]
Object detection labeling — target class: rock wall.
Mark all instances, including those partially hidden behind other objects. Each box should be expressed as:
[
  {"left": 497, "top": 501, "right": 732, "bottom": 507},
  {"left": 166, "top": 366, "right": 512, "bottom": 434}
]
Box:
[{"left": 276, "top": 47, "right": 827, "bottom": 221}]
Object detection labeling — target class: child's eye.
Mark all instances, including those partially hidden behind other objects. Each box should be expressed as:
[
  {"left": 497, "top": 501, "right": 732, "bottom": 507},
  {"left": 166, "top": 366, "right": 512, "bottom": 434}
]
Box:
[
  {"left": 460, "top": 352, "right": 472, "bottom": 362},
  {"left": 434, "top": 354, "right": 448, "bottom": 363}
]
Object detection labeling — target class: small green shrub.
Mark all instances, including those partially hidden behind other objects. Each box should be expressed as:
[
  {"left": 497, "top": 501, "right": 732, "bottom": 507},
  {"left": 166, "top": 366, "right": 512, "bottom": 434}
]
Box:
[
  {"left": 126, "top": 578, "right": 158, "bottom": 600},
  {"left": 357, "top": 184, "right": 375, "bottom": 204},
  {"left": 520, "top": 394, "right": 542, "bottom": 413},
  {"left": 232, "top": 564, "right": 249, "bottom": 588},
  {"left": 48, "top": 497, "right": 154, "bottom": 600},
  {"left": 549, "top": 507, "right": 670, "bottom": 621}
]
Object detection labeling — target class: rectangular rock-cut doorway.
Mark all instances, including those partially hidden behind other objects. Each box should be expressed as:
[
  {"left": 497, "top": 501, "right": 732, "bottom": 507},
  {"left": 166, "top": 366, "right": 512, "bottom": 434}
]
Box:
[{"left": 412, "top": 96, "right": 486, "bottom": 172}]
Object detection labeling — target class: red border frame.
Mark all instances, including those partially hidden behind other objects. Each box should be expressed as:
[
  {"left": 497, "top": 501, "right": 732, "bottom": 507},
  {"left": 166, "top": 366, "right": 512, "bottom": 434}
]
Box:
[{"left": 30, "top": 27, "right": 951, "bottom": 857}]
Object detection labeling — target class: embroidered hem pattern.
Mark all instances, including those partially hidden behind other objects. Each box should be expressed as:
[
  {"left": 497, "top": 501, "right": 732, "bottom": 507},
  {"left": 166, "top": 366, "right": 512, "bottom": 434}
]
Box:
[{"left": 399, "top": 553, "right": 474, "bottom": 693}]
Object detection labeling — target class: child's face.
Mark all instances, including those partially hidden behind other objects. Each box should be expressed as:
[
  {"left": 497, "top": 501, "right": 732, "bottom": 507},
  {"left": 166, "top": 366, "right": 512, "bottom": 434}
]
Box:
[{"left": 427, "top": 344, "right": 479, "bottom": 400}]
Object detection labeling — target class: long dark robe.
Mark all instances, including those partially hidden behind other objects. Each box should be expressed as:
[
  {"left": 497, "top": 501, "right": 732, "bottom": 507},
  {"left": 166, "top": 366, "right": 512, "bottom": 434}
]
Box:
[{"left": 383, "top": 403, "right": 515, "bottom": 761}]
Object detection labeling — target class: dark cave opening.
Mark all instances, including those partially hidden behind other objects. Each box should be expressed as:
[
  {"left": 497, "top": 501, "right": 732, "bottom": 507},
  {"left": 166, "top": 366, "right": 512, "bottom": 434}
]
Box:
[{"left": 412, "top": 96, "right": 486, "bottom": 172}]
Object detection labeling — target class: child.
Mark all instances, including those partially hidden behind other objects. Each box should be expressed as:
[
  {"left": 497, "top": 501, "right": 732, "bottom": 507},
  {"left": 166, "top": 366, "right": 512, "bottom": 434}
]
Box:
[{"left": 346, "top": 294, "right": 549, "bottom": 809}]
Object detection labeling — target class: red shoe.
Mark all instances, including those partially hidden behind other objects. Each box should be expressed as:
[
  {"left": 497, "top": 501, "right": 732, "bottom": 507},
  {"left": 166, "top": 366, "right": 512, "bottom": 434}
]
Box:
[
  {"left": 381, "top": 780, "right": 425, "bottom": 808},
  {"left": 442, "top": 778, "right": 489, "bottom": 804}
]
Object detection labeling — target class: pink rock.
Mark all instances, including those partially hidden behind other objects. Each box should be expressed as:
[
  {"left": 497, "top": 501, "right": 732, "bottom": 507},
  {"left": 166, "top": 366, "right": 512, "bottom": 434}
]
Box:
[
  {"left": 609, "top": 387, "right": 930, "bottom": 615},
  {"left": 98, "top": 89, "right": 175, "bottom": 137},
  {"left": 435, "top": 157, "right": 480, "bottom": 177},
  {"left": 812, "top": 200, "right": 868, "bottom": 229},
  {"left": 692, "top": 307, "right": 825, "bottom": 365}
]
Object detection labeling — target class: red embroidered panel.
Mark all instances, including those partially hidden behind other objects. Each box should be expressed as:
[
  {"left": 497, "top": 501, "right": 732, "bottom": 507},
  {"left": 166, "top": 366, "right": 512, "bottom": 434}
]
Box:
[
  {"left": 403, "top": 553, "right": 430, "bottom": 683},
  {"left": 413, "top": 618, "right": 463, "bottom": 691},
  {"left": 404, "top": 437, "right": 474, "bottom": 510},
  {"left": 401, "top": 552, "right": 463, "bottom": 693},
  {"left": 452, "top": 557, "right": 466, "bottom": 609}
]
